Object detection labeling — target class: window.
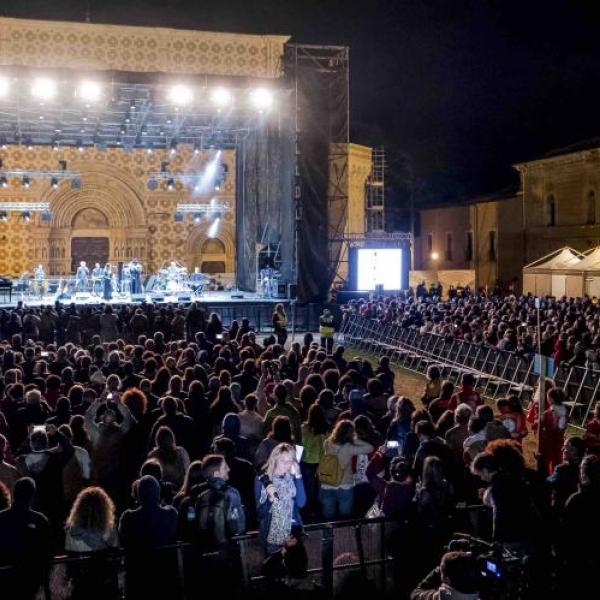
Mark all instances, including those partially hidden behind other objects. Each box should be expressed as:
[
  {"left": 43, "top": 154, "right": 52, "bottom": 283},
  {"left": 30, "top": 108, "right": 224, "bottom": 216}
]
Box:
[
  {"left": 587, "top": 190, "right": 596, "bottom": 225},
  {"left": 546, "top": 195, "right": 556, "bottom": 227},
  {"left": 426, "top": 233, "right": 433, "bottom": 253},
  {"left": 445, "top": 232, "right": 453, "bottom": 262},
  {"left": 489, "top": 230, "right": 497, "bottom": 261},
  {"left": 466, "top": 231, "right": 474, "bottom": 262}
]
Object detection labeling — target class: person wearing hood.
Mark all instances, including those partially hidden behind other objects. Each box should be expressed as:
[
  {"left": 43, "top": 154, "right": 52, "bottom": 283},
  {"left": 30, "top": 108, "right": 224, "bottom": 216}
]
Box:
[
  {"left": 118, "top": 475, "right": 179, "bottom": 599},
  {"left": 0, "top": 477, "right": 51, "bottom": 600},
  {"left": 410, "top": 551, "right": 480, "bottom": 600},
  {"left": 213, "top": 413, "right": 252, "bottom": 462}
]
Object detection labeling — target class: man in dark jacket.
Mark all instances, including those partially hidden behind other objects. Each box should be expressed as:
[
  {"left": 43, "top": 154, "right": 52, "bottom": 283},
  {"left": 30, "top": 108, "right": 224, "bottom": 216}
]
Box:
[
  {"left": 119, "top": 475, "right": 179, "bottom": 599},
  {"left": 0, "top": 477, "right": 51, "bottom": 600}
]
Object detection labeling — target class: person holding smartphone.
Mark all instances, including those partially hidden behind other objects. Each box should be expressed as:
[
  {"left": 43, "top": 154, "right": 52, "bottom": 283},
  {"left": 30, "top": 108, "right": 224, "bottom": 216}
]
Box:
[{"left": 255, "top": 443, "right": 306, "bottom": 554}]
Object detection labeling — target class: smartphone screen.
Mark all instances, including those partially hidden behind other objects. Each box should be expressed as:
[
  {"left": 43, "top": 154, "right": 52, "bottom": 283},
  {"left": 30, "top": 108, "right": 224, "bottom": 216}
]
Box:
[
  {"left": 32, "top": 425, "right": 46, "bottom": 434},
  {"left": 386, "top": 440, "right": 399, "bottom": 450},
  {"left": 106, "top": 393, "right": 113, "bottom": 401},
  {"left": 40, "top": 351, "right": 49, "bottom": 357},
  {"left": 295, "top": 444, "right": 304, "bottom": 463},
  {"left": 216, "top": 333, "right": 224, "bottom": 340}
]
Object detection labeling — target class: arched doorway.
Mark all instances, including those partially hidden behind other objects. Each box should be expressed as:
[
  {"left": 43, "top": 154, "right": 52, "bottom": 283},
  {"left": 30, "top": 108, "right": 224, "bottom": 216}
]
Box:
[
  {"left": 70, "top": 208, "right": 110, "bottom": 271},
  {"left": 200, "top": 238, "right": 227, "bottom": 274}
]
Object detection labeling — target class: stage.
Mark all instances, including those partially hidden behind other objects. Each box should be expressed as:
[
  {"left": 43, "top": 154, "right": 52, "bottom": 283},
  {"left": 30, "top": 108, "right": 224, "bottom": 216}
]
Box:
[{"left": 0, "top": 289, "right": 286, "bottom": 309}]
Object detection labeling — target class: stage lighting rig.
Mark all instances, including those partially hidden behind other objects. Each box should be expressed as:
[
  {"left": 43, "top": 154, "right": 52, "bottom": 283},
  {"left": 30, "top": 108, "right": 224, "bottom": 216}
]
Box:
[
  {"left": 21, "top": 211, "right": 30, "bottom": 222},
  {"left": 167, "top": 177, "right": 175, "bottom": 191},
  {"left": 22, "top": 176, "right": 31, "bottom": 189}
]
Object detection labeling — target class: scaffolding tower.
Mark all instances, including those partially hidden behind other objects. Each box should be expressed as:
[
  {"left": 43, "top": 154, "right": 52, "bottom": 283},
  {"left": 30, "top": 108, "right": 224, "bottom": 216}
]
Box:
[{"left": 366, "top": 147, "right": 386, "bottom": 233}]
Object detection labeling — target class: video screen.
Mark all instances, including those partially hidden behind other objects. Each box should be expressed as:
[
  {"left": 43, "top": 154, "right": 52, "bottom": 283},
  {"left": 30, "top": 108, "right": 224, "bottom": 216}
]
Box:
[{"left": 357, "top": 248, "right": 402, "bottom": 290}]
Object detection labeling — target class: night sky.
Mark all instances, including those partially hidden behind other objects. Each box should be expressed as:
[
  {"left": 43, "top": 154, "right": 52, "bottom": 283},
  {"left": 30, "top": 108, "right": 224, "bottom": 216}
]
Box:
[{"left": 2, "top": 0, "right": 600, "bottom": 211}]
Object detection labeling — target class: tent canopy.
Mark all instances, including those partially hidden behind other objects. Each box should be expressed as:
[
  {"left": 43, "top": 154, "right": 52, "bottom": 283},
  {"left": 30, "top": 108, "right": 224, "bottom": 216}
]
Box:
[{"left": 524, "top": 247, "right": 584, "bottom": 272}]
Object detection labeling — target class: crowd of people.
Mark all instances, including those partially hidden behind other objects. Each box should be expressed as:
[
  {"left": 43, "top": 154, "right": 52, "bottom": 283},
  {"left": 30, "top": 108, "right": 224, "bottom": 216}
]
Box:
[
  {"left": 0, "top": 298, "right": 598, "bottom": 598},
  {"left": 343, "top": 290, "right": 600, "bottom": 368}
]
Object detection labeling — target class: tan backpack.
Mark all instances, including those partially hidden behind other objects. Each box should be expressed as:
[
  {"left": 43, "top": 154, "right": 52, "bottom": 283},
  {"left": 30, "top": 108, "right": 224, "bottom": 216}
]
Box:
[{"left": 318, "top": 445, "right": 345, "bottom": 486}]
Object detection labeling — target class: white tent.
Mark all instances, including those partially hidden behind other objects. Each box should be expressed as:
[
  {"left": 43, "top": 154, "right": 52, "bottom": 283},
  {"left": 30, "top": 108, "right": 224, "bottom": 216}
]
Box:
[
  {"left": 522, "top": 247, "right": 584, "bottom": 297},
  {"left": 566, "top": 247, "right": 600, "bottom": 298}
]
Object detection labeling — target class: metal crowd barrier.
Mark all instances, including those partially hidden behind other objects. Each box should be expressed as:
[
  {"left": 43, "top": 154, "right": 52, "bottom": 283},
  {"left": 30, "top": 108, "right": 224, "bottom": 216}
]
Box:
[
  {"left": 0, "top": 517, "right": 394, "bottom": 599},
  {"left": 339, "top": 314, "right": 600, "bottom": 430}
]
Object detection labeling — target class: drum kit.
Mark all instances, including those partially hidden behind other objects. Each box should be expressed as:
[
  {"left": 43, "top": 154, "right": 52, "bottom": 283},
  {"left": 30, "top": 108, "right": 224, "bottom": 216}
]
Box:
[{"left": 153, "top": 261, "right": 197, "bottom": 294}]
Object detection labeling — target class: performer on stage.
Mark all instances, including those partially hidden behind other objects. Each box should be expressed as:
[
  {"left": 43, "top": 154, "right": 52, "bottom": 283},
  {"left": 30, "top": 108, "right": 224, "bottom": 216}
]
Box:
[
  {"left": 91, "top": 262, "right": 103, "bottom": 296},
  {"left": 75, "top": 261, "right": 90, "bottom": 292},
  {"left": 103, "top": 263, "right": 113, "bottom": 301},
  {"left": 129, "top": 258, "right": 143, "bottom": 295},
  {"left": 167, "top": 261, "right": 180, "bottom": 292},
  {"left": 33, "top": 264, "right": 46, "bottom": 298},
  {"left": 121, "top": 262, "right": 131, "bottom": 295}
]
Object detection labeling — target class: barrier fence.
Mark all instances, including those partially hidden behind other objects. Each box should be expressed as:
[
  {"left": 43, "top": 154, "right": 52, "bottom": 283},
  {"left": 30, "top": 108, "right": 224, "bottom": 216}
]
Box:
[
  {"left": 339, "top": 314, "right": 600, "bottom": 430},
  {"left": 0, "top": 517, "right": 394, "bottom": 600}
]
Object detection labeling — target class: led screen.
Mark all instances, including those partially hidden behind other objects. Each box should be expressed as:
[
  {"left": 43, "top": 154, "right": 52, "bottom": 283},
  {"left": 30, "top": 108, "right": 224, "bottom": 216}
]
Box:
[{"left": 357, "top": 248, "right": 402, "bottom": 290}]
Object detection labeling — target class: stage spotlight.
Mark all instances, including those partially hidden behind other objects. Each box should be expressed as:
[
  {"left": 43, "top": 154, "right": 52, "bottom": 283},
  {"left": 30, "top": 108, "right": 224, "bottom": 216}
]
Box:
[
  {"left": 214, "top": 183, "right": 221, "bottom": 192},
  {"left": 146, "top": 144, "right": 154, "bottom": 154},
  {"left": 193, "top": 143, "right": 201, "bottom": 155},
  {"left": 250, "top": 88, "right": 274, "bottom": 111},
  {"left": 0, "top": 75, "right": 9, "bottom": 98},
  {"left": 77, "top": 80, "right": 102, "bottom": 102},
  {"left": 208, "top": 217, "right": 220, "bottom": 238},
  {"left": 430, "top": 251, "right": 439, "bottom": 261},
  {"left": 52, "top": 139, "right": 60, "bottom": 151},
  {"left": 210, "top": 87, "right": 232, "bottom": 108},
  {"left": 168, "top": 84, "right": 193, "bottom": 106},
  {"left": 0, "top": 211, "right": 7, "bottom": 221},
  {"left": 26, "top": 139, "right": 34, "bottom": 150},
  {"left": 50, "top": 177, "right": 59, "bottom": 189},
  {"left": 22, "top": 211, "right": 30, "bottom": 222},
  {"left": 0, "top": 176, "right": 7, "bottom": 188},
  {"left": 77, "top": 140, "right": 84, "bottom": 152},
  {"left": 130, "top": 100, "right": 136, "bottom": 111},
  {"left": 31, "top": 77, "right": 57, "bottom": 100},
  {"left": 193, "top": 212, "right": 202, "bottom": 223},
  {"left": 0, "top": 137, "right": 7, "bottom": 149},
  {"left": 167, "top": 177, "right": 175, "bottom": 191},
  {"left": 22, "top": 176, "right": 30, "bottom": 189},
  {"left": 170, "top": 140, "right": 178, "bottom": 155}
]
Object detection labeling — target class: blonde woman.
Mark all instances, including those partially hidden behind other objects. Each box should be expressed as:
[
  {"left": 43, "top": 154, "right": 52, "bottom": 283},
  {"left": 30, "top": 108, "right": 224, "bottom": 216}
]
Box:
[
  {"left": 255, "top": 442, "right": 306, "bottom": 553},
  {"left": 65, "top": 486, "right": 119, "bottom": 598}
]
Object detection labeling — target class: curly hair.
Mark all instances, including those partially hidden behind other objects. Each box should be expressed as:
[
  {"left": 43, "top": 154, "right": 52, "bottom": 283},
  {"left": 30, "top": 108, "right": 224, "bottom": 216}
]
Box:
[{"left": 66, "top": 486, "right": 115, "bottom": 533}]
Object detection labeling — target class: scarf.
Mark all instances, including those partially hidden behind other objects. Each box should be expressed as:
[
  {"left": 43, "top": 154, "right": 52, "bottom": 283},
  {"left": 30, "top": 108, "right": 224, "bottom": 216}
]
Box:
[{"left": 265, "top": 473, "right": 296, "bottom": 546}]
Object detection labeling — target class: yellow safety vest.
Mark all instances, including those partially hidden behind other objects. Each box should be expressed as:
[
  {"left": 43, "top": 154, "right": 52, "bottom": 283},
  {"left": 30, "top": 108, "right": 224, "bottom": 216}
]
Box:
[{"left": 319, "top": 314, "right": 334, "bottom": 337}]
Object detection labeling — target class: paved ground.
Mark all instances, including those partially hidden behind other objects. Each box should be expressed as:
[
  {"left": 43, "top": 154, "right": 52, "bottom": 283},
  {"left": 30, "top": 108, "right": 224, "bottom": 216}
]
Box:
[{"left": 346, "top": 346, "right": 538, "bottom": 467}]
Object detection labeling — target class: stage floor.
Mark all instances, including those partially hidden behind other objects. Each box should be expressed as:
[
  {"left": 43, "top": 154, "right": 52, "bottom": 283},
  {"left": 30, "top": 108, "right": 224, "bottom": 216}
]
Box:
[{"left": 0, "top": 290, "right": 286, "bottom": 309}]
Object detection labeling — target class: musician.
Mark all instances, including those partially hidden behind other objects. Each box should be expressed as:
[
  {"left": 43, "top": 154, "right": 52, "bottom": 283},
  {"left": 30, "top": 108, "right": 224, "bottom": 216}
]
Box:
[
  {"left": 121, "top": 262, "right": 131, "bottom": 295},
  {"left": 91, "top": 263, "right": 103, "bottom": 296},
  {"left": 75, "top": 261, "right": 90, "bottom": 292},
  {"left": 103, "top": 263, "right": 113, "bottom": 301},
  {"left": 129, "top": 258, "right": 143, "bottom": 295},
  {"left": 33, "top": 264, "right": 46, "bottom": 298},
  {"left": 167, "top": 261, "right": 180, "bottom": 292}
]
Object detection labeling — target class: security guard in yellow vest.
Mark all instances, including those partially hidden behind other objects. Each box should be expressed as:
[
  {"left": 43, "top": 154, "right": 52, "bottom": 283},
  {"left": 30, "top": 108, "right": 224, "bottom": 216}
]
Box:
[
  {"left": 272, "top": 303, "right": 288, "bottom": 347},
  {"left": 319, "top": 308, "right": 335, "bottom": 354}
]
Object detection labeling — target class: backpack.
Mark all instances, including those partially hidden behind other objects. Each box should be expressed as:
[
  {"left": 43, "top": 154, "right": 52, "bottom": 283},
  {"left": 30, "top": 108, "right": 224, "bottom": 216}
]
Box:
[
  {"left": 194, "top": 487, "right": 229, "bottom": 546},
  {"left": 318, "top": 447, "right": 345, "bottom": 486}
]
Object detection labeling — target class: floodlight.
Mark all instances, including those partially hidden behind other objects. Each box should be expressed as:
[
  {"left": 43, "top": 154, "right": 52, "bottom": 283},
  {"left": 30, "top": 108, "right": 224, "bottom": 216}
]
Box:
[
  {"left": 250, "top": 88, "right": 274, "bottom": 111},
  {"left": 210, "top": 87, "right": 232, "bottom": 108},
  {"left": 31, "top": 77, "right": 57, "bottom": 100},
  {"left": 168, "top": 84, "right": 193, "bottom": 106},
  {"left": 77, "top": 80, "right": 102, "bottom": 102}
]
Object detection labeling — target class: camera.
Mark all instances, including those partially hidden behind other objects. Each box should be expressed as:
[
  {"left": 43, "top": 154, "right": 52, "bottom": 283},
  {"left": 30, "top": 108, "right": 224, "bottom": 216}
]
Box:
[{"left": 447, "top": 534, "right": 528, "bottom": 599}]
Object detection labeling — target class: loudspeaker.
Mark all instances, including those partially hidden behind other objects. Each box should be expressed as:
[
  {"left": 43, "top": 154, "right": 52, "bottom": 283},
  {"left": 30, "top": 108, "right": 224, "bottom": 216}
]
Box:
[
  {"left": 287, "top": 283, "right": 297, "bottom": 300},
  {"left": 178, "top": 295, "right": 191, "bottom": 303},
  {"left": 152, "top": 295, "right": 165, "bottom": 303},
  {"left": 231, "top": 293, "right": 244, "bottom": 299},
  {"left": 131, "top": 293, "right": 145, "bottom": 302},
  {"left": 277, "top": 283, "right": 287, "bottom": 298}
]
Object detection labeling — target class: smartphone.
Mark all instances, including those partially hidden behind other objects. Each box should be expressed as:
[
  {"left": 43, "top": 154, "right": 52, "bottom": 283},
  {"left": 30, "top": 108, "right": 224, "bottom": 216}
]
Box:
[
  {"left": 106, "top": 393, "right": 114, "bottom": 401},
  {"left": 40, "top": 351, "right": 49, "bottom": 357},
  {"left": 294, "top": 444, "right": 304, "bottom": 463},
  {"left": 386, "top": 440, "right": 399, "bottom": 450},
  {"left": 32, "top": 425, "right": 46, "bottom": 434},
  {"left": 216, "top": 333, "right": 224, "bottom": 340}
]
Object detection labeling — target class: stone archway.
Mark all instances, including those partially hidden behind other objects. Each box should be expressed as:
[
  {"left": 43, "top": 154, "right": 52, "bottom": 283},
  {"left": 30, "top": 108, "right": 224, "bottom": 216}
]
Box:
[
  {"left": 42, "top": 163, "right": 148, "bottom": 275},
  {"left": 185, "top": 223, "right": 236, "bottom": 275}
]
